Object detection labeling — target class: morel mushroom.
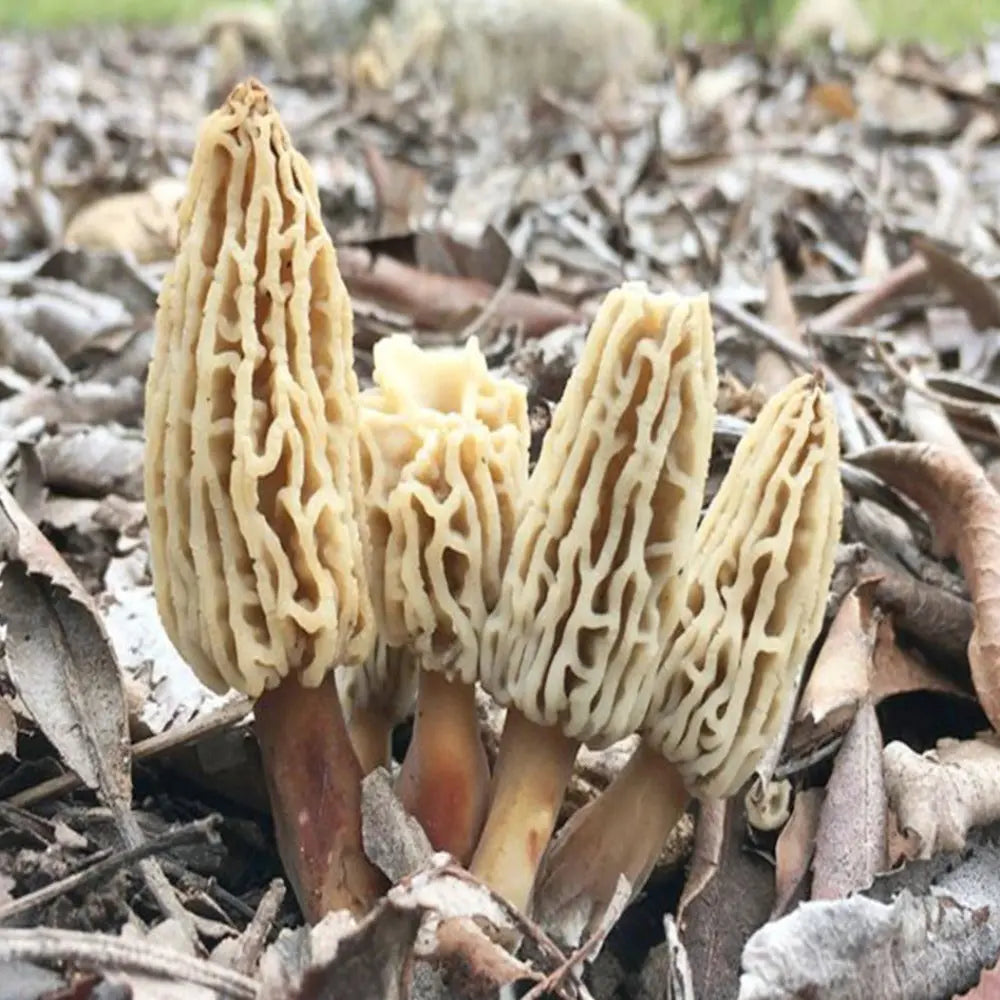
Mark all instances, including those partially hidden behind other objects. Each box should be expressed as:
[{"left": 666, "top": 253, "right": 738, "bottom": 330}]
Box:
[
  {"left": 337, "top": 639, "right": 417, "bottom": 774},
  {"left": 360, "top": 334, "right": 529, "bottom": 862},
  {"left": 144, "top": 80, "right": 382, "bottom": 922},
  {"left": 472, "top": 282, "right": 718, "bottom": 910},
  {"left": 534, "top": 373, "right": 843, "bottom": 938}
]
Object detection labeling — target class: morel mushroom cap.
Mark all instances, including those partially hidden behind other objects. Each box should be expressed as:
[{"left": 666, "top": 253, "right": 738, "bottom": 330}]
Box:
[
  {"left": 479, "top": 282, "right": 719, "bottom": 745},
  {"left": 645, "top": 372, "right": 843, "bottom": 796},
  {"left": 470, "top": 282, "right": 718, "bottom": 911},
  {"left": 358, "top": 333, "right": 529, "bottom": 861},
  {"left": 534, "top": 373, "right": 843, "bottom": 942},
  {"left": 144, "top": 79, "right": 374, "bottom": 701},
  {"left": 144, "top": 79, "right": 383, "bottom": 922},
  {"left": 359, "top": 333, "right": 529, "bottom": 659}
]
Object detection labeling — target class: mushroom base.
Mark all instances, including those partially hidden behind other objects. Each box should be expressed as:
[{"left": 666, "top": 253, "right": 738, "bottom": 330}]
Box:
[
  {"left": 469, "top": 708, "right": 580, "bottom": 912},
  {"left": 254, "top": 674, "right": 387, "bottom": 923},
  {"left": 349, "top": 703, "right": 396, "bottom": 776},
  {"left": 533, "top": 741, "right": 690, "bottom": 943},
  {"left": 396, "top": 670, "right": 490, "bottom": 864}
]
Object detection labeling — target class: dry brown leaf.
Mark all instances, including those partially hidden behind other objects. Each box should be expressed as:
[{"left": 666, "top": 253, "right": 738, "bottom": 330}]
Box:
[
  {"left": 913, "top": 235, "right": 1000, "bottom": 331},
  {"left": 811, "top": 701, "right": 886, "bottom": 900},
  {"left": 337, "top": 246, "right": 581, "bottom": 337},
  {"left": 883, "top": 735, "right": 1000, "bottom": 860},
  {"left": 853, "top": 443, "right": 1000, "bottom": 729},
  {"left": 807, "top": 81, "right": 858, "bottom": 120},
  {"left": 754, "top": 259, "right": 801, "bottom": 396},
  {"left": 790, "top": 588, "right": 878, "bottom": 754},
  {"left": 772, "top": 787, "right": 823, "bottom": 918},
  {"left": 0, "top": 696, "right": 17, "bottom": 758},
  {"left": 870, "top": 618, "right": 970, "bottom": 704}
]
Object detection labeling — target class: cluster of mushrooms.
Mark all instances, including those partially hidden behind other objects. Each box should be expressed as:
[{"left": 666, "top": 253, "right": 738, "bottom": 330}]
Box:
[{"left": 143, "top": 80, "right": 844, "bottom": 939}]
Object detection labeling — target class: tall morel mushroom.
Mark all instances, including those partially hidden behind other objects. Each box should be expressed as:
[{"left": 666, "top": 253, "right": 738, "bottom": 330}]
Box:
[
  {"left": 472, "top": 282, "right": 718, "bottom": 911},
  {"left": 534, "top": 373, "right": 843, "bottom": 939},
  {"left": 144, "top": 79, "right": 383, "bottom": 922},
  {"left": 360, "top": 334, "right": 529, "bottom": 862}
]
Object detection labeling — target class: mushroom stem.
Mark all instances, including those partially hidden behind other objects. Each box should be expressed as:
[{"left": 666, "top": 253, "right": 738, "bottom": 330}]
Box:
[
  {"left": 396, "top": 670, "right": 490, "bottom": 864},
  {"left": 469, "top": 708, "right": 580, "bottom": 911},
  {"left": 533, "top": 741, "right": 690, "bottom": 936},
  {"left": 254, "top": 674, "right": 387, "bottom": 923},
  {"left": 349, "top": 704, "right": 396, "bottom": 775}
]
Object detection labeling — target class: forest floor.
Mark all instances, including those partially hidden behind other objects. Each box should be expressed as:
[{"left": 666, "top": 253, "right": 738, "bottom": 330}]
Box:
[{"left": 3, "top": 21, "right": 1000, "bottom": 1000}]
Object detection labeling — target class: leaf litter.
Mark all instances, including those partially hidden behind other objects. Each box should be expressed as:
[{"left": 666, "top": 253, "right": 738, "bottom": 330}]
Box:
[{"left": 3, "top": 15, "right": 1000, "bottom": 1000}]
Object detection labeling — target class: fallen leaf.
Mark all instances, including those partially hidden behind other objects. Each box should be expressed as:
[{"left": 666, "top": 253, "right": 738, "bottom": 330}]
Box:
[
  {"left": 0, "top": 484, "right": 189, "bottom": 934},
  {"left": 792, "top": 589, "right": 878, "bottom": 754},
  {"left": 679, "top": 797, "right": 774, "bottom": 1000},
  {"left": 853, "top": 443, "right": 1000, "bottom": 729},
  {"left": 772, "top": 788, "right": 824, "bottom": 918},
  {"left": 337, "top": 246, "right": 581, "bottom": 337},
  {"left": 754, "top": 259, "right": 801, "bottom": 396},
  {"left": 0, "top": 697, "right": 17, "bottom": 759},
  {"left": 258, "top": 859, "right": 531, "bottom": 1000},
  {"left": 913, "top": 235, "right": 1000, "bottom": 331},
  {"left": 811, "top": 701, "right": 886, "bottom": 900},
  {"left": 883, "top": 735, "right": 1000, "bottom": 860},
  {"left": 36, "top": 427, "right": 145, "bottom": 500},
  {"left": 0, "top": 482, "right": 130, "bottom": 802},
  {"left": 807, "top": 81, "right": 858, "bottom": 120},
  {"left": 738, "top": 891, "right": 1000, "bottom": 1000}
]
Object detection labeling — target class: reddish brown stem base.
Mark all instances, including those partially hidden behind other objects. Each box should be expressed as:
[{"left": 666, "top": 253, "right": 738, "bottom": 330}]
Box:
[
  {"left": 469, "top": 708, "right": 579, "bottom": 913},
  {"left": 254, "top": 674, "right": 387, "bottom": 923},
  {"left": 396, "top": 671, "right": 490, "bottom": 865}
]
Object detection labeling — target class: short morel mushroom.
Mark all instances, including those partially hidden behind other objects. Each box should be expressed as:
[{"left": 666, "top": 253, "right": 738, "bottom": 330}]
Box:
[
  {"left": 534, "top": 373, "right": 843, "bottom": 938},
  {"left": 144, "top": 80, "right": 383, "bottom": 923},
  {"left": 336, "top": 639, "right": 417, "bottom": 775},
  {"left": 472, "top": 282, "right": 718, "bottom": 911},
  {"left": 360, "top": 334, "right": 529, "bottom": 862}
]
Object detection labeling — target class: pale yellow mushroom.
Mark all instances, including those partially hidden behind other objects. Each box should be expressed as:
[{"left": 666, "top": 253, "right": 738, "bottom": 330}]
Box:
[
  {"left": 359, "top": 334, "right": 529, "bottom": 862},
  {"left": 534, "top": 373, "right": 843, "bottom": 940},
  {"left": 471, "top": 282, "right": 718, "bottom": 911},
  {"left": 144, "top": 79, "right": 381, "bottom": 922}
]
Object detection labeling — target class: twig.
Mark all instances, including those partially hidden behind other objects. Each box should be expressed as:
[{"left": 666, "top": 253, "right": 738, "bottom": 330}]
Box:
[
  {"left": 4, "top": 695, "right": 254, "bottom": 809},
  {"left": 710, "top": 294, "right": 816, "bottom": 372},
  {"left": 0, "top": 927, "right": 256, "bottom": 999},
  {"left": 230, "top": 878, "right": 286, "bottom": 976},
  {"left": 0, "top": 815, "right": 220, "bottom": 926}
]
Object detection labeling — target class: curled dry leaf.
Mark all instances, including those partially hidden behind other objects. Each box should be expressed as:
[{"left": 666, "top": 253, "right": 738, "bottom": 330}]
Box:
[
  {"left": 258, "top": 859, "right": 530, "bottom": 1000},
  {"left": 739, "top": 890, "right": 1000, "bottom": 1000},
  {"left": 883, "top": 735, "right": 1000, "bottom": 860},
  {"left": 772, "top": 787, "right": 824, "bottom": 918},
  {"left": 853, "top": 443, "right": 1000, "bottom": 728},
  {"left": 0, "top": 482, "right": 130, "bottom": 804},
  {"left": 811, "top": 700, "right": 886, "bottom": 900},
  {"left": 791, "top": 587, "right": 879, "bottom": 753}
]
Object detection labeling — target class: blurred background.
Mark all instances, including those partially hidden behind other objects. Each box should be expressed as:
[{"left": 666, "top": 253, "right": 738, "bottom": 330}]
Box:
[{"left": 1, "top": 0, "right": 998, "bottom": 46}]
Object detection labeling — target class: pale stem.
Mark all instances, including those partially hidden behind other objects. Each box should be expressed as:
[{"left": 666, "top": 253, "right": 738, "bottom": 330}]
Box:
[{"left": 469, "top": 708, "right": 580, "bottom": 912}]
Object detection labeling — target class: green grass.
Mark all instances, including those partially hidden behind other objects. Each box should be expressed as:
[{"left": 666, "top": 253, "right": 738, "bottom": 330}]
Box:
[{"left": 1, "top": 0, "right": 999, "bottom": 46}]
